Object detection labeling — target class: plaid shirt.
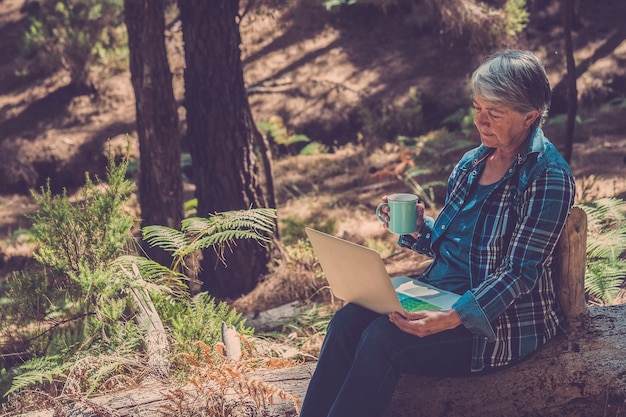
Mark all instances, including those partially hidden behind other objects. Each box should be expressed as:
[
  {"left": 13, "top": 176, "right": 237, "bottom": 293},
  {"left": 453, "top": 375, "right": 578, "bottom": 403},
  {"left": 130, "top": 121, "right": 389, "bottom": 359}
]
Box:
[{"left": 400, "top": 127, "right": 575, "bottom": 371}]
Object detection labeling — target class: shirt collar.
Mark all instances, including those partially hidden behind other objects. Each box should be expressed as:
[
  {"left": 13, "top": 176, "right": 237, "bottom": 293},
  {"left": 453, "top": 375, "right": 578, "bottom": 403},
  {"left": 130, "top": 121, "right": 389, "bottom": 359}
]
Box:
[{"left": 472, "top": 126, "right": 545, "bottom": 168}]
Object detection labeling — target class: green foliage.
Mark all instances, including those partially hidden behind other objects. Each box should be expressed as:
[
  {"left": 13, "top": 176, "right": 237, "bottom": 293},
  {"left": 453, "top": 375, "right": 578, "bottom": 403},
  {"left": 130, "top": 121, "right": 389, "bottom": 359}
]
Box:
[
  {"left": 400, "top": 128, "right": 475, "bottom": 209},
  {"left": 358, "top": 86, "right": 424, "bottom": 146},
  {"left": 29, "top": 152, "right": 135, "bottom": 274},
  {"left": 503, "top": 0, "right": 529, "bottom": 36},
  {"left": 319, "top": 0, "right": 402, "bottom": 11},
  {"left": 2, "top": 147, "right": 275, "bottom": 398},
  {"left": 277, "top": 304, "right": 334, "bottom": 349},
  {"left": 5, "top": 355, "right": 69, "bottom": 396},
  {"left": 258, "top": 115, "right": 327, "bottom": 156},
  {"left": 578, "top": 198, "right": 626, "bottom": 305},
  {"left": 21, "top": 0, "right": 126, "bottom": 84},
  {"left": 0, "top": 150, "right": 149, "bottom": 397},
  {"left": 605, "top": 96, "right": 626, "bottom": 110},
  {"left": 142, "top": 208, "right": 277, "bottom": 272},
  {"left": 320, "top": 0, "right": 358, "bottom": 9},
  {"left": 155, "top": 292, "right": 252, "bottom": 356},
  {"left": 279, "top": 216, "right": 336, "bottom": 246}
]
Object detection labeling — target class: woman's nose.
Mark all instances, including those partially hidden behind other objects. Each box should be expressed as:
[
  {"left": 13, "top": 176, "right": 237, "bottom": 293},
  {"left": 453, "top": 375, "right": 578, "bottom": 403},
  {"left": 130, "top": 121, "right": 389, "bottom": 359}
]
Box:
[{"left": 474, "top": 112, "right": 489, "bottom": 126}]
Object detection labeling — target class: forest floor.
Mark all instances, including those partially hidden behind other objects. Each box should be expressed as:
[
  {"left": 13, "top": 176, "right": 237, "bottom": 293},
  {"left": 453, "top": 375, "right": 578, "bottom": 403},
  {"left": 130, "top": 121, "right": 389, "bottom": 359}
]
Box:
[{"left": 1, "top": 0, "right": 626, "bottom": 347}]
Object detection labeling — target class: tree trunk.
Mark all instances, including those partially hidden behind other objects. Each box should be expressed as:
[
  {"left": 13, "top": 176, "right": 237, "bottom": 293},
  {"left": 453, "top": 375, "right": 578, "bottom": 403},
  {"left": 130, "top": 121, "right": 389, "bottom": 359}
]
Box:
[
  {"left": 178, "top": 0, "right": 275, "bottom": 298},
  {"left": 125, "top": 0, "right": 183, "bottom": 267},
  {"left": 562, "top": 0, "right": 577, "bottom": 163}
]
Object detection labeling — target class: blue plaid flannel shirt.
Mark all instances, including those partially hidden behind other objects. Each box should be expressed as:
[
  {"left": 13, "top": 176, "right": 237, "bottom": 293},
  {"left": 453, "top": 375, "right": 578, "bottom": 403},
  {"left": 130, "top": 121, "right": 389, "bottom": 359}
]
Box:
[{"left": 399, "top": 127, "right": 576, "bottom": 371}]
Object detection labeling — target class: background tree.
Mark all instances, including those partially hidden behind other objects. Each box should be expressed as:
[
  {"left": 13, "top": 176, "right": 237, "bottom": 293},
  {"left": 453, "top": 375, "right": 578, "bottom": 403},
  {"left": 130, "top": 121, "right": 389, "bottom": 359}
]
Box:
[
  {"left": 124, "top": 0, "right": 183, "bottom": 266},
  {"left": 562, "top": 0, "right": 577, "bottom": 163},
  {"left": 178, "top": 0, "right": 276, "bottom": 298}
]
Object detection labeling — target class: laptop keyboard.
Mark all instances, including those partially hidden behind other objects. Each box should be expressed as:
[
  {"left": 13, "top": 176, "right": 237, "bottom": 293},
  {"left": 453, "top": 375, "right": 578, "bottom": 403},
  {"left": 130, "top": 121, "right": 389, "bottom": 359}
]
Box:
[{"left": 397, "top": 292, "right": 440, "bottom": 312}]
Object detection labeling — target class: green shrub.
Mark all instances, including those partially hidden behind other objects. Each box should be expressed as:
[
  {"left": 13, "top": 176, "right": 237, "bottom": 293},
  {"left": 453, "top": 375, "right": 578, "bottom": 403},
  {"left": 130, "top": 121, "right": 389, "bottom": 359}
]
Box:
[
  {"left": 21, "top": 0, "right": 126, "bottom": 85},
  {"left": 154, "top": 292, "right": 252, "bottom": 358},
  {"left": 358, "top": 86, "right": 424, "bottom": 146},
  {"left": 1, "top": 150, "right": 142, "bottom": 397}
]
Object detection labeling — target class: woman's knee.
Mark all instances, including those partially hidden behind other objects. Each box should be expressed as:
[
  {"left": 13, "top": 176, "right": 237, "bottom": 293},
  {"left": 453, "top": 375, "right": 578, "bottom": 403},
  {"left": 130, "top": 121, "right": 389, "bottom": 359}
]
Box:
[
  {"left": 328, "top": 303, "right": 380, "bottom": 333},
  {"left": 359, "top": 316, "right": 400, "bottom": 354}
]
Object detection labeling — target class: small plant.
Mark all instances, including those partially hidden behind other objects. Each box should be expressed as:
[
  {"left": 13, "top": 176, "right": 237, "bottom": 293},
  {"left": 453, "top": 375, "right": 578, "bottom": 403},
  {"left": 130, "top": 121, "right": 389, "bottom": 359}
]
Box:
[
  {"left": 154, "top": 292, "right": 253, "bottom": 357},
  {"left": 579, "top": 198, "right": 626, "bottom": 305},
  {"left": 0, "top": 147, "right": 280, "bottom": 405},
  {"left": 29, "top": 154, "right": 135, "bottom": 274},
  {"left": 141, "top": 207, "right": 278, "bottom": 273},
  {"left": 258, "top": 115, "right": 326, "bottom": 156}
]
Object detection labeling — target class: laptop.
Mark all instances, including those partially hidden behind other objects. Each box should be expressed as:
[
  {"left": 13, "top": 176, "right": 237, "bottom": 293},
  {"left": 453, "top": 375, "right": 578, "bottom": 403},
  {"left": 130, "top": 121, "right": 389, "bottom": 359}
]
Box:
[{"left": 305, "top": 227, "right": 460, "bottom": 314}]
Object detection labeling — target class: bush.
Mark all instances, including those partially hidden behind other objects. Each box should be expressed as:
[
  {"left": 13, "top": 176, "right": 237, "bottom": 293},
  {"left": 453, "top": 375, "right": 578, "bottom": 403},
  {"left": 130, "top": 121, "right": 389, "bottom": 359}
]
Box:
[
  {"left": 358, "top": 86, "right": 424, "bottom": 147},
  {"left": 21, "top": 0, "right": 126, "bottom": 86}
]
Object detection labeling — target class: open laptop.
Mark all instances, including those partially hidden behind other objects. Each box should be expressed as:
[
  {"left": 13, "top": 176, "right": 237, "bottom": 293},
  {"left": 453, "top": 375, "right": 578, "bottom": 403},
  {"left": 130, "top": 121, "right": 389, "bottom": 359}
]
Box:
[{"left": 305, "top": 227, "right": 460, "bottom": 314}]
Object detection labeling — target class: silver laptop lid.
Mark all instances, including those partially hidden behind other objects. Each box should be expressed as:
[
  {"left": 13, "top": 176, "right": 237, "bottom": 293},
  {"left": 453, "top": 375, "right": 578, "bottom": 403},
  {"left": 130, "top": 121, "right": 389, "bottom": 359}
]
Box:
[{"left": 305, "top": 227, "right": 404, "bottom": 314}]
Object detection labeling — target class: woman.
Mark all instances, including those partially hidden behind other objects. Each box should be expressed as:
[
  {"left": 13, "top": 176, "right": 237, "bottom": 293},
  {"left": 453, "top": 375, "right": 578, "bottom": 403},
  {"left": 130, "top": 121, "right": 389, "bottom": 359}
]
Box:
[{"left": 299, "top": 50, "right": 576, "bottom": 417}]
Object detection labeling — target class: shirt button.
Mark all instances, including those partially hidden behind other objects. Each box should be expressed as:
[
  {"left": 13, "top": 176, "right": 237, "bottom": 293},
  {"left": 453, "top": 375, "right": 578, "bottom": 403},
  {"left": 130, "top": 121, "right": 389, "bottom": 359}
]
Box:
[{"left": 441, "top": 225, "right": 446, "bottom": 230}]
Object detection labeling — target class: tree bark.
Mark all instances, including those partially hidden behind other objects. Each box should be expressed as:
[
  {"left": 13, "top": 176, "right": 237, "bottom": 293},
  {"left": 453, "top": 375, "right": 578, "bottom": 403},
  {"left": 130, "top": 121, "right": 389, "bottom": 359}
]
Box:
[
  {"left": 125, "top": 0, "right": 183, "bottom": 267},
  {"left": 178, "top": 0, "right": 275, "bottom": 298}
]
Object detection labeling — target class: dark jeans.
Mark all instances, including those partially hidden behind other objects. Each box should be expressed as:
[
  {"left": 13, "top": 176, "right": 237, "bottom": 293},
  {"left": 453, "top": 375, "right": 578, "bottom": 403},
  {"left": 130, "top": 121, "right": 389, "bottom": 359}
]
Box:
[{"left": 299, "top": 303, "right": 475, "bottom": 417}]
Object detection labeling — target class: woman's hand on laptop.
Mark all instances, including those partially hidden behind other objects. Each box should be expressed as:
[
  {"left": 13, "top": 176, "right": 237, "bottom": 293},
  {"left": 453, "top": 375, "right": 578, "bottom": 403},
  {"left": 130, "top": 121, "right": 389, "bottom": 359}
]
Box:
[{"left": 388, "top": 309, "right": 462, "bottom": 337}]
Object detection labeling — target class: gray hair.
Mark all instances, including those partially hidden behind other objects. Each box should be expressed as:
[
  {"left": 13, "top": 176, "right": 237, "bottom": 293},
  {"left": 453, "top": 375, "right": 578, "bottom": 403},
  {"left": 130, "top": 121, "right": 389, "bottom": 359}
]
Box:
[{"left": 471, "top": 50, "right": 551, "bottom": 127}]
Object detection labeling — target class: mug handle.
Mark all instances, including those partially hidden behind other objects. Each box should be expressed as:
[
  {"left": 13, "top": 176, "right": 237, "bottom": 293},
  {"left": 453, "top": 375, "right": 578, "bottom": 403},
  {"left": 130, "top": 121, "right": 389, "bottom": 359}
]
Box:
[{"left": 376, "top": 202, "right": 389, "bottom": 226}]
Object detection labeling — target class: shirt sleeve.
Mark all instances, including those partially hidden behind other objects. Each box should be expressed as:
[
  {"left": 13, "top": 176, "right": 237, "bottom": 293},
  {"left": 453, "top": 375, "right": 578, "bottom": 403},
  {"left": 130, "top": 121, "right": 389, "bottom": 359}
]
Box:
[
  {"left": 455, "top": 167, "right": 575, "bottom": 339},
  {"left": 398, "top": 215, "right": 435, "bottom": 257}
]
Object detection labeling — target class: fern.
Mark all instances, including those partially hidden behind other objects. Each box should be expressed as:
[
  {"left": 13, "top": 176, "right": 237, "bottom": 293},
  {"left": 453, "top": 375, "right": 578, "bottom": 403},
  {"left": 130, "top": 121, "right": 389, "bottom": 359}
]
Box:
[
  {"left": 5, "top": 355, "right": 71, "bottom": 396},
  {"left": 155, "top": 292, "right": 252, "bottom": 356},
  {"left": 143, "top": 208, "right": 277, "bottom": 271},
  {"left": 140, "top": 225, "right": 188, "bottom": 255},
  {"left": 579, "top": 198, "right": 626, "bottom": 305}
]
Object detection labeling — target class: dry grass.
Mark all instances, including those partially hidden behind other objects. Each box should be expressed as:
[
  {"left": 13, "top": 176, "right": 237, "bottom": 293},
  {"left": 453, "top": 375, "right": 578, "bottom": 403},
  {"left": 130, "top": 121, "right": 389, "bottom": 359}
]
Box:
[{"left": 160, "top": 341, "right": 301, "bottom": 417}]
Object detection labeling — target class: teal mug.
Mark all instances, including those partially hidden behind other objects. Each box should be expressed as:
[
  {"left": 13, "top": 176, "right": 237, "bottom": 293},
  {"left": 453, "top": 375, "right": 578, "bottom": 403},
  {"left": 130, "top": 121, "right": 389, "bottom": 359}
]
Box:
[{"left": 376, "top": 193, "right": 419, "bottom": 234}]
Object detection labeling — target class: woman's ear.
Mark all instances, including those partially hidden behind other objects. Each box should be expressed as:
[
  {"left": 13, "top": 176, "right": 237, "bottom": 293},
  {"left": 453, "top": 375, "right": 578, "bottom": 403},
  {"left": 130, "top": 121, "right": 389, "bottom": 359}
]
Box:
[{"left": 524, "top": 110, "right": 540, "bottom": 128}]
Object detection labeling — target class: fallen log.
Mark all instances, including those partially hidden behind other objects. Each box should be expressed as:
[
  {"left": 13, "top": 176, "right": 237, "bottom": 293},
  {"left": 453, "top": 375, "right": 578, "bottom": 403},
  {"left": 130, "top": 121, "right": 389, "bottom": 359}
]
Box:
[{"left": 385, "top": 304, "right": 626, "bottom": 417}]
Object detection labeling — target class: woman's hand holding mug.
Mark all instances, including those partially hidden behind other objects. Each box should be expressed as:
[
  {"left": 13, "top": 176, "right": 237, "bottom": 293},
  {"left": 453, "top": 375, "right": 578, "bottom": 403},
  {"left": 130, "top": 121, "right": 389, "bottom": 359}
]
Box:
[{"left": 376, "top": 193, "right": 424, "bottom": 237}]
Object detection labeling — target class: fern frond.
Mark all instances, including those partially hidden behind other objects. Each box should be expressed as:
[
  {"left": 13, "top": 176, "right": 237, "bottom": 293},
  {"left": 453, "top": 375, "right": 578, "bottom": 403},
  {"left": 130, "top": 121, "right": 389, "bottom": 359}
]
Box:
[
  {"left": 112, "top": 255, "right": 182, "bottom": 282},
  {"left": 578, "top": 198, "right": 626, "bottom": 305},
  {"left": 7, "top": 355, "right": 70, "bottom": 396},
  {"left": 111, "top": 256, "right": 188, "bottom": 299},
  {"left": 586, "top": 229, "right": 626, "bottom": 260},
  {"left": 142, "top": 225, "right": 188, "bottom": 254},
  {"left": 585, "top": 261, "right": 626, "bottom": 304},
  {"left": 183, "top": 230, "right": 269, "bottom": 255},
  {"left": 183, "top": 208, "right": 277, "bottom": 235}
]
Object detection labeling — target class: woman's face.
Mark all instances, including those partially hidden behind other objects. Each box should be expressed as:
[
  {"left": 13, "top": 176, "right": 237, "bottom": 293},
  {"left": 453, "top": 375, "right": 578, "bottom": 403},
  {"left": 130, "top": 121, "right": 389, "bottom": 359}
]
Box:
[{"left": 472, "top": 96, "right": 539, "bottom": 153}]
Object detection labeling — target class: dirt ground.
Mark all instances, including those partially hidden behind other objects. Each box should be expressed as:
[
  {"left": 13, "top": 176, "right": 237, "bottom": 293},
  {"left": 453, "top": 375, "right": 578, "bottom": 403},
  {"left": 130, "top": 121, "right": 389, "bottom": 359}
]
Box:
[{"left": 1, "top": 0, "right": 626, "bottom": 314}]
